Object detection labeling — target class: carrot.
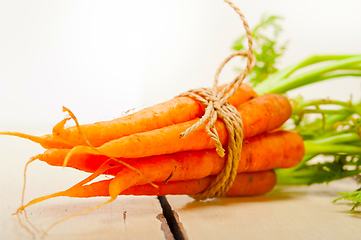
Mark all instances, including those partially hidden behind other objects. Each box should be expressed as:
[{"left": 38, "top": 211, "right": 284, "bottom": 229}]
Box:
[
  {"left": 17, "top": 170, "right": 275, "bottom": 235},
  {"left": 26, "top": 170, "right": 276, "bottom": 199},
  {"left": 0, "top": 83, "right": 257, "bottom": 149},
  {"left": 36, "top": 130, "right": 303, "bottom": 175},
  {"left": 32, "top": 150, "right": 114, "bottom": 174},
  {"left": 124, "top": 170, "right": 277, "bottom": 197},
  {"left": 18, "top": 131, "right": 302, "bottom": 212},
  {"left": 63, "top": 94, "right": 291, "bottom": 163},
  {"left": 105, "top": 132, "right": 301, "bottom": 199}
]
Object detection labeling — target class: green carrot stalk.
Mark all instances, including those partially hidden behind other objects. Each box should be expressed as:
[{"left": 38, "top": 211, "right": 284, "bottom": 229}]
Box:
[
  {"left": 255, "top": 55, "right": 361, "bottom": 95},
  {"left": 276, "top": 98, "right": 361, "bottom": 187},
  {"left": 233, "top": 14, "right": 361, "bottom": 212},
  {"left": 263, "top": 54, "right": 360, "bottom": 85},
  {"left": 334, "top": 189, "right": 361, "bottom": 211}
]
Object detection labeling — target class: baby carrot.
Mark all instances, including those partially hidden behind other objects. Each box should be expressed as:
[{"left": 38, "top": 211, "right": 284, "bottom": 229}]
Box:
[
  {"left": 16, "top": 170, "right": 276, "bottom": 235},
  {"left": 18, "top": 131, "right": 303, "bottom": 211},
  {"left": 63, "top": 94, "right": 291, "bottom": 163},
  {"left": 35, "top": 130, "right": 303, "bottom": 175},
  {"left": 0, "top": 83, "right": 257, "bottom": 149},
  {"left": 27, "top": 170, "right": 276, "bottom": 199},
  {"left": 123, "top": 170, "right": 277, "bottom": 197},
  {"left": 106, "top": 132, "right": 301, "bottom": 199},
  {"left": 31, "top": 150, "right": 114, "bottom": 174}
]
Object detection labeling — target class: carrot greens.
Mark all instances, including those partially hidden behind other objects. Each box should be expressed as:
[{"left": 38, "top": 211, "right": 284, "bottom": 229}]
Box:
[
  {"left": 260, "top": 58, "right": 361, "bottom": 211},
  {"left": 277, "top": 100, "right": 361, "bottom": 209},
  {"left": 233, "top": 16, "right": 361, "bottom": 211},
  {"left": 334, "top": 188, "right": 361, "bottom": 211},
  {"left": 276, "top": 98, "right": 361, "bottom": 185},
  {"left": 233, "top": 14, "right": 287, "bottom": 86}
]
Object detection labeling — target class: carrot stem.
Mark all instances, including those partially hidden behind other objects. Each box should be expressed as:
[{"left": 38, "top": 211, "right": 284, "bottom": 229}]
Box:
[
  {"left": 263, "top": 54, "right": 360, "bottom": 84},
  {"left": 255, "top": 55, "right": 361, "bottom": 94},
  {"left": 310, "top": 133, "right": 361, "bottom": 145},
  {"left": 62, "top": 94, "right": 291, "bottom": 164},
  {"left": 304, "top": 142, "right": 361, "bottom": 155}
]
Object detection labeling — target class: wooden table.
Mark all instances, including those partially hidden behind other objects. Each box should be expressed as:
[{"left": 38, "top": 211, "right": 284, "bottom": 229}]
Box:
[
  {"left": 1, "top": 127, "right": 361, "bottom": 240},
  {"left": 167, "top": 179, "right": 361, "bottom": 240}
]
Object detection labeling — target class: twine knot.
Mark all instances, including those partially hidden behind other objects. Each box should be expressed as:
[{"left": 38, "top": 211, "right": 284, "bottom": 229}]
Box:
[{"left": 178, "top": 0, "right": 256, "bottom": 201}]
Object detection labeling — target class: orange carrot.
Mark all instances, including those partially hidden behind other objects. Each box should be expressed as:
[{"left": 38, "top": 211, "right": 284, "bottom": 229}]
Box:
[
  {"left": 19, "top": 131, "right": 302, "bottom": 211},
  {"left": 32, "top": 150, "right": 114, "bottom": 174},
  {"left": 105, "top": 131, "right": 300, "bottom": 199},
  {"left": 28, "top": 170, "right": 276, "bottom": 199},
  {"left": 16, "top": 170, "right": 276, "bottom": 236},
  {"left": 125, "top": 170, "right": 277, "bottom": 197},
  {"left": 36, "top": 131, "right": 303, "bottom": 175},
  {"left": 64, "top": 94, "right": 291, "bottom": 162},
  {"left": 0, "top": 83, "right": 257, "bottom": 149}
]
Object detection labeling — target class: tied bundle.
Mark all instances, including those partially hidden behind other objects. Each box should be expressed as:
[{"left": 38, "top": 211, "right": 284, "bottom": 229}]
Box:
[
  {"left": 178, "top": 4, "right": 256, "bottom": 199},
  {"left": 0, "top": 0, "right": 305, "bottom": 235}
]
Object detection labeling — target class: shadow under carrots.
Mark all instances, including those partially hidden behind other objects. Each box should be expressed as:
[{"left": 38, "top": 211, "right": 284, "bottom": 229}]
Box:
[
  {"left": 178, "top": 183, "right": 344, "bottom": 211},
  {"left": 178, "top": 189, "right": 291, "bottom": 211}
]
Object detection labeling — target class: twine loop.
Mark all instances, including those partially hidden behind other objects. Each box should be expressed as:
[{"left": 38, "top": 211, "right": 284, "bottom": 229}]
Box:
[{"left": 178, "top": 0, "right": 256, "bottom": 200}]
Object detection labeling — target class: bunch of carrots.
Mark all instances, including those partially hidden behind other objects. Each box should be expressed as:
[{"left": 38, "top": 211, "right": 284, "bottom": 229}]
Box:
[
  {"left": 2, "top": 10, "right": 361, "bottom": 236},
  {"left": 0, "top": 82, "right": 305, "bottom": 234},
  {"left": 1, "top": 83, "right": 304, "bottom": 201},
  {"left": 2, "top": 3, "right": 308, "bottom": 235}
]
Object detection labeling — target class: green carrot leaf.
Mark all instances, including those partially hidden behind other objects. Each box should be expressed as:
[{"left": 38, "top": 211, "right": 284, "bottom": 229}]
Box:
[
  {"left": 232, "top": 14, "right": 288, "bottom": 86},
  {"left": 334, "top": 188, "right": 361, "bottom": 211},
  {"left": 277, "top": 155, "right": 361, "bottom": 185}
]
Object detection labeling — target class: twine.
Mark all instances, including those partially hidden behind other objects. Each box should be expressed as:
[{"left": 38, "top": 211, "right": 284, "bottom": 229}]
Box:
[{"left": 178, "top": 0, "right": 256, "bottom": 201}]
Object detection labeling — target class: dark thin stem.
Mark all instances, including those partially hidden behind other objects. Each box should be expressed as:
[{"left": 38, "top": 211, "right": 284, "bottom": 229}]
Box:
[{"left": 157, "top": 196, "right": 186, "bottom": 240}]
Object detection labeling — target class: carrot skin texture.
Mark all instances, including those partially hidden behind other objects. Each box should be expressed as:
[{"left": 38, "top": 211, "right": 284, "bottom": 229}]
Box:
[
  {"left": 42, "top": 83, "right": 257, "bottom": 149},
  {"left": 98, "top": 131, "right": 301, "bottom": 198},
  {"left": 223, "top": 170, "right": 276, "bottom": 196},
  {"left": 236, "top": 93, "right": 292, "bottom": 139},
  {"left": 53, "top": 170, "right": 277, "bottom": 198},
  {"left": 0, "top": 84, "right": 256, "bottom": 149},
  {"left": 37, "top": 131, "right": 304, "bottom": 175},
  {"left": 36, "top": 150, "right": 116, "bottom": 174},
  {"left": 22, "top": 130, "right": 299, "bottom": 207},
  {"left": 224, "top": 83, "right": 257, "bottom": 107},
  {"left": 71, "top": 94, "right": 292, "bottom": 159},
  {"left": 130, "top": 170, "right": 277, "bottom": 197},
  {"left": 238, "top": 130, "right": 305, "bottom": 171}
]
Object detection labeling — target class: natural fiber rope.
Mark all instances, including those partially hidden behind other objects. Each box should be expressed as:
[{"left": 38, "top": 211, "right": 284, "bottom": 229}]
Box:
[{"left": 178, "top": 0, "right": 256, "bottom": 200}]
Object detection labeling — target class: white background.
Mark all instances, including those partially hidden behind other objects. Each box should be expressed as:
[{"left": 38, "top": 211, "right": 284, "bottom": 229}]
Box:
[{"left": 0, "top": 0, "right": 360, "bottom": 129}]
